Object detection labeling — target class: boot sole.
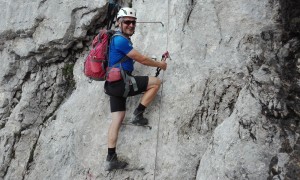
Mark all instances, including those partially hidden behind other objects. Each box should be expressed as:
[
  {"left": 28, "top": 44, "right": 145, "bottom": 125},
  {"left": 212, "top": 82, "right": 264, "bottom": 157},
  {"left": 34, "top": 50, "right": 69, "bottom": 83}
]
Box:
[{"left": 105, "top": 162, "right": 128, "bottom": 171}]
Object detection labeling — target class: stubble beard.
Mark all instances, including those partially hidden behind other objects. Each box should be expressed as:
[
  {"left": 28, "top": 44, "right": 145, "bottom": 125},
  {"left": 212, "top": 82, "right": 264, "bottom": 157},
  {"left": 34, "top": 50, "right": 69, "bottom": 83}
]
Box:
[{"left": 125, "top": 29, "right": 134, "bottom": 37}]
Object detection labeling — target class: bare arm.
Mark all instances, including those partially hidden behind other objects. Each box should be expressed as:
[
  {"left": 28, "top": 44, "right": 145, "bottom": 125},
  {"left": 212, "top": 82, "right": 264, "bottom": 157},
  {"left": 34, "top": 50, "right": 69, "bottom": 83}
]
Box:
[{"left": 127, "top": 49, "right": 167, "bottom": 70}]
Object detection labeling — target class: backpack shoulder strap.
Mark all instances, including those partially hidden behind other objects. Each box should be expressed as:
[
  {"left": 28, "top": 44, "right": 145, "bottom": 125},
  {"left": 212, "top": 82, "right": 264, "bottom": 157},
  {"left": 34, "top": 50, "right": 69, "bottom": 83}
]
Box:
[
  {"left": 111, "top": 56, "right": 129, "bottom": 67},
  {"left": 107, "top": 32, "right": 138, "bottom": 97},
  {"left": 111, "top": 32, "right": 133, "bottom": 45},
  {"left": 109, "top": 31, "right": 131, "bottom": 67}
]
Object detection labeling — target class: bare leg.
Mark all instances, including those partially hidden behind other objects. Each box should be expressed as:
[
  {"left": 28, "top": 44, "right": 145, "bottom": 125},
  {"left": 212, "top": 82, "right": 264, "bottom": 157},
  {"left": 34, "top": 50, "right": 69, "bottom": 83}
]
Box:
[
  {"left": 140, "top": 76, "right": 161, "bottom": 107},
  {"left": 108, "top": 111, "right": 126, "bottom": 148},
  {"left": 106, "top": 111, "right": 128, "bottom": 171},
  {"left": 131, "top": 76, "right": 161, "bottom": 125}
]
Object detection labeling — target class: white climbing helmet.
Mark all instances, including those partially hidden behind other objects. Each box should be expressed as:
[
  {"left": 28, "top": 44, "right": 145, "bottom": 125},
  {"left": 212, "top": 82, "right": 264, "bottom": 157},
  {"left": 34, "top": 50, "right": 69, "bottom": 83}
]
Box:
[{"left": 117, "top": 7, "right": 137, "bottom": 19}]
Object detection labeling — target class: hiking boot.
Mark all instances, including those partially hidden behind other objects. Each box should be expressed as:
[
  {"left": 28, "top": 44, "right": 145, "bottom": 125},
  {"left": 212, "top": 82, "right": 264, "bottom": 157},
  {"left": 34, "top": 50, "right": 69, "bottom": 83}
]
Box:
[
  {"left": 131, "top": 111, "right": 148, "bottom": 125},
  {"left": 105, "top": 154, "right": 128, "bottom": 171}
]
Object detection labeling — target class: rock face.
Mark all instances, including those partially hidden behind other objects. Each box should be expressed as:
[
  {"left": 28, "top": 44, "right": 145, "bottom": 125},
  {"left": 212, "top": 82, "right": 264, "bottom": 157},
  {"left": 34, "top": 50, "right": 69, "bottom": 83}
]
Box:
[{"left": 0, "top": 0, "right": 299, "bottom": 179}]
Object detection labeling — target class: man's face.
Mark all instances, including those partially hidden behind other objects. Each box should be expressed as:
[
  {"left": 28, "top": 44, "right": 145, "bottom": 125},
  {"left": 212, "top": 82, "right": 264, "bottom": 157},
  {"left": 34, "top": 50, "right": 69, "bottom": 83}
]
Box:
[{"left": 120, "top": 17, "right": 136, "bottom": 37}]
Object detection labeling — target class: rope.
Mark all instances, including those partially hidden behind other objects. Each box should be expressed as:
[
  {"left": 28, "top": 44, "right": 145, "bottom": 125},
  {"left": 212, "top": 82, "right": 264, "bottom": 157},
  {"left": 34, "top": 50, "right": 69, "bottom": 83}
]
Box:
[{"left": 153, "top": 0, "right": 170, "bottom": 179}]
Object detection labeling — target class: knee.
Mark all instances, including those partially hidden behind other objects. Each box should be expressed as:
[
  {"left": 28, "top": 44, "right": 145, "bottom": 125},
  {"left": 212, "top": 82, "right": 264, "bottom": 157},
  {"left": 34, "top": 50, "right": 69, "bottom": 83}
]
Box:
[
  {"left": 148, "top": 77, "right": 161, "bottom": 90},
  {"left": 156, "top": 78, "right": 161, "bottom": 86},
  {"left": 153, "top": 78, "right": 161, "bottom": 89}
]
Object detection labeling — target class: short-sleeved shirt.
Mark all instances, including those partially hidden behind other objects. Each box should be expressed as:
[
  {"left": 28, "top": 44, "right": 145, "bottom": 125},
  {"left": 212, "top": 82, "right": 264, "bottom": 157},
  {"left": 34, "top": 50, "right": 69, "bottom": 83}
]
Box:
[{"left": 109, "top": 33, "right": 134, "bottom": 72}]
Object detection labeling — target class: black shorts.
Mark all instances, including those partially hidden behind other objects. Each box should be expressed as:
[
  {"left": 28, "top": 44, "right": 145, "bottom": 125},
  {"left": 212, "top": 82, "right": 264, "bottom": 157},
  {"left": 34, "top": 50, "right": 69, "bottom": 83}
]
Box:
[{"left": 104, "top": 76, "right": 149, "bottom": 112}]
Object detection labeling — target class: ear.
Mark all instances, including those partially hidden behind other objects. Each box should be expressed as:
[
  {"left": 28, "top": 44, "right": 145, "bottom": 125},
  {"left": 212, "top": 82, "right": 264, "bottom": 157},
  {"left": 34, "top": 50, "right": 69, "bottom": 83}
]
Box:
[
  {"left": 117, "top": 17, "right": 123, "bottom": 23},
  {"left": 116, "top": 18, "right": 123, "bottom": 28}
]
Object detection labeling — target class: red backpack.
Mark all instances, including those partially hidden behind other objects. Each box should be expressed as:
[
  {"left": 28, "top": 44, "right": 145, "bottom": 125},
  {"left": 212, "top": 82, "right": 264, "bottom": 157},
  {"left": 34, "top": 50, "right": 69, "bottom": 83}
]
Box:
[
  {"left": 84, "top": 30, "right": 139, "bottom": 97},
  {"left": 84, "top": 29, "right": 115, "bottom": 81}
]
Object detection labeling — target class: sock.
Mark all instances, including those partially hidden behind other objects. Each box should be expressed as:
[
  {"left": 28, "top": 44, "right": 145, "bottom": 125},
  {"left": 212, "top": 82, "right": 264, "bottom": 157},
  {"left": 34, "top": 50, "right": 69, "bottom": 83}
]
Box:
[
  {"left": 108, "top": 147, "right": 116, "bottom": 157},
  {"left": 134, "top": 103, "right": 146, "bottom": 114}
]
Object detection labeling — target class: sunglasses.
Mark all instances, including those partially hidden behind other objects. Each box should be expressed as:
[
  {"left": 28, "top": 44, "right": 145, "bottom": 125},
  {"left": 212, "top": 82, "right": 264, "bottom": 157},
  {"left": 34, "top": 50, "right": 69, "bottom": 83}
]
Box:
[{"left": 123, "top": 20, "right": 136, "bottom": 26}]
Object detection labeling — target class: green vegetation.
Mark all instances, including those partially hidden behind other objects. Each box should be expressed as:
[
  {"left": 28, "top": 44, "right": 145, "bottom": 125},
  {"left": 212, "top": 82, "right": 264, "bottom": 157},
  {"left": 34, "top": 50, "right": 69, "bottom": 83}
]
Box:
[{"left": 62, "top": 63, "right": 76, "bottom": 89}]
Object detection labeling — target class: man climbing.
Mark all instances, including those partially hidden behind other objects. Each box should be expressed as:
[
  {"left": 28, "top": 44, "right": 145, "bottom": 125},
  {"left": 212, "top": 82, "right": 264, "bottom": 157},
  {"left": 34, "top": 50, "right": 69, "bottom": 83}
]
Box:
[{"left": 104, "top": 7, "right": 167, "bottom": 171}]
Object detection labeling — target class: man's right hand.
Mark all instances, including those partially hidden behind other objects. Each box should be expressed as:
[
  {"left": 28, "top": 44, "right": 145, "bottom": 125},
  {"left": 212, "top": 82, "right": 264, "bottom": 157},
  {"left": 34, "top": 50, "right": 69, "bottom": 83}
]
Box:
[{"left": 159, "top": 60, "right": 167, "bottom": 71}]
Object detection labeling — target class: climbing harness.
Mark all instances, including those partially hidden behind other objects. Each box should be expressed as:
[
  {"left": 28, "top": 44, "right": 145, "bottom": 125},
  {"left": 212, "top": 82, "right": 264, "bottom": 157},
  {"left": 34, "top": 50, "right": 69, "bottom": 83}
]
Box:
[
  {"left": 155, "top": 51, "right": 171, "bottom": 77},
  {"left": 108, "top": 32, "right": 138, "bottom": 98}
]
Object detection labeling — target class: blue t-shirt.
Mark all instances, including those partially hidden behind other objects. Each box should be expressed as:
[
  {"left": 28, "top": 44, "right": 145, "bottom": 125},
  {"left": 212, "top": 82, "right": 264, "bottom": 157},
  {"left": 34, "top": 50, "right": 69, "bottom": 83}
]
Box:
[{"left": 109, "top": 34, "right": 134, "bottom": 72}]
